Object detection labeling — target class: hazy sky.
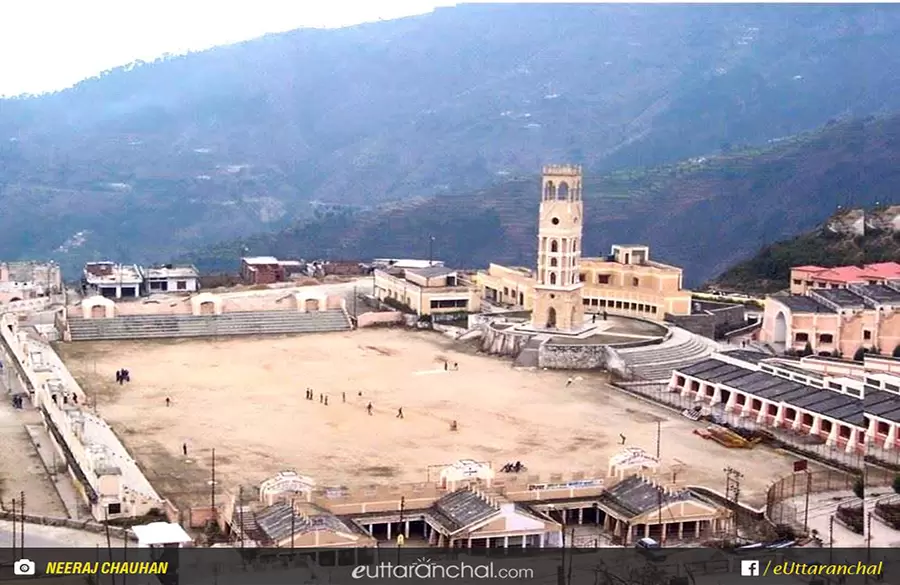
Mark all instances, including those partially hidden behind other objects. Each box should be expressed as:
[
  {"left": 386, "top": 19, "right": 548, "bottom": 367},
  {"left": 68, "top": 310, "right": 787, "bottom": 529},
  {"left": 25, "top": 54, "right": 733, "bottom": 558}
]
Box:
[{"left": 0, "top": 0, "right": 457, "bottom": 96}]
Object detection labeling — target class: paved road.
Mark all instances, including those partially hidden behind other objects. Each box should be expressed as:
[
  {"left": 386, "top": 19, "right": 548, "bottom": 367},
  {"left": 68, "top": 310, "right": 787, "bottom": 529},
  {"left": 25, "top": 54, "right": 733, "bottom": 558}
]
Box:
[{"left": 0, "top": 520, "right": 126, "bottom": 548}]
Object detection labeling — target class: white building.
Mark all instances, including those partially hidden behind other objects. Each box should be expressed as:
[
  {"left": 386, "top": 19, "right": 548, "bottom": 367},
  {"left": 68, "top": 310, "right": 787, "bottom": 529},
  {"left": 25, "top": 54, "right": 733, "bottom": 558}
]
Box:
[
  {"left": 82, "top": 262, "right": 145, "bottom": 299},
  {"left": 145, "top": 264, "right": 200, "bottom": 293},
  {"left": 82, "top": 262, "right": 200, "bottom": 298}
]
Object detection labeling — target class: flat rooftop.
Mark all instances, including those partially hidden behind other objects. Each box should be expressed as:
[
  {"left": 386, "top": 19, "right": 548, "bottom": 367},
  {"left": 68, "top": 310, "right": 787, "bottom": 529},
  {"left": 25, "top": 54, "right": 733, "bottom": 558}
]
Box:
[
  {"left": 146, "top": 265, "right": 199, "bottom": 279},
  {"left": 83, "top": 262, "right": 143, "bottom": 285},
  {"left": 678, "top": 358, "right": 864, "bottom": 426}
]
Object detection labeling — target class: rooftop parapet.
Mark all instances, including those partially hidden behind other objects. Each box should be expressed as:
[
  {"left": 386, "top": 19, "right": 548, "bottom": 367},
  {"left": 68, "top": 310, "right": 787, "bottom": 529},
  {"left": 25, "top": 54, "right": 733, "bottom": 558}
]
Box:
[{"left": 542, "top": 164, "right": 582, "bottom": 177}]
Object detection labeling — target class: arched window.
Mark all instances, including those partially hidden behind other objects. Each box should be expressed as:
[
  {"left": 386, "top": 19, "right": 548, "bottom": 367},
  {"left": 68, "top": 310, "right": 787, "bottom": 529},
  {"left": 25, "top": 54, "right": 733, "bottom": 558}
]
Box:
[
  {"left": 572, "top": 239, "right": 578, "bottom": 253},
  {"left": 550, "top": 258, "right": 558, "bottom": 267},
  {"left": 550, "top": 272, "right": 557, "bottom": 285},
  {"left": 550, "top": 240, "right": 559, "bottom": 253},
  {"left": 558, "top": 182, "right": 569, "bottom": 198},
  {"left": 544, "top": 181, "right": 556, "bottom": 199}
]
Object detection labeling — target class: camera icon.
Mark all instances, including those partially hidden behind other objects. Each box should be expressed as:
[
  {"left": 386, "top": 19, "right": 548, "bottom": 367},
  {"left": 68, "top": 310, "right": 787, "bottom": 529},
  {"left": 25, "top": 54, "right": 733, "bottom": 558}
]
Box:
[{"left": 14, "top": 559, "right": 36, "bottom": 576}]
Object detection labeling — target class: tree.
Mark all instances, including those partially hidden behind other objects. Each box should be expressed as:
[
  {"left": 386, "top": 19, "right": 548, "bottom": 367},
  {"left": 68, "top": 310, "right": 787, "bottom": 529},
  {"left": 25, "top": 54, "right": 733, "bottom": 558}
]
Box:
[
  {"left": 894, "top": 344, "right": 900, "bottom": 358},
  {"left": 853, "top": 478, "right": 864, "bottom": 499},
  {"left": 853, "top": 347, "right": 867, "bottom": 362},
  {"left": 893, "top": 475, "right": 900, "bottom": 495},
  {"left": 801, "top": 342, "right": 814, "bottom": 357}
]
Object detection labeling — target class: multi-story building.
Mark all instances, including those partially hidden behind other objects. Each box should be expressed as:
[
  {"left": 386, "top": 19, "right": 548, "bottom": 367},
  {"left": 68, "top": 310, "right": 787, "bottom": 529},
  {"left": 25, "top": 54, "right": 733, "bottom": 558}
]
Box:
[
  {"left": 240, "top": 256, "right": 304, "bottom": 285},
  {"left": 476, "top": 167, "right": 691, "bottom": 323},
  {"left": 761, "top": 263, "right": 900, "bottom": 357},
  {"left": 82, "top": 262, "right": 200, "bottom": 298},
  {"left": 373, "top": 265, "right": 480, "bottom": 317},
  {"left": 0, "top": 261, "right": 63, "bottom": 304}
]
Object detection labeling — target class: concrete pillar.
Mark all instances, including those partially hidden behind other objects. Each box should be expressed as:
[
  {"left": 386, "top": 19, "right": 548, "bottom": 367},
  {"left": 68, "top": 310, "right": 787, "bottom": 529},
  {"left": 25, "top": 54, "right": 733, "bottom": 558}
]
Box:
[
  {"left": 711, "top": 386, "right": 722, "bottom": 405},
  {"left": 885, "top": 424, "right": 897, "bottom": 450},
  {"left": 846, "top": 428, "right": 859, "bottom": 453},
  {"left": 626, "top": 525, "right": 633, "bottom": 545},
  {"left": 827, "top": 423, "right": 839, "bottom": 447},
  {"left": 741, "top": 399, "right": 752, "bottom": 418},
  {"left": 386, "top": 522, "right": 392, "bottom": 540},
  {"left": 756, "top": 404, "right": 767, "bottom": 425},
  {"left": 810, "top": 415, "right": 822, "bottom": 436},
  {"left": 467, "top": 538, "right": 472, "bottom": 548},
  {"left": 694, "top": 522, "right": 700, "bottom": 539},
  {"left": 578, "top": 508, "right": 584, "bottom": 525},
  {"left": 774, "top": 404, "right": 785, "bottom": 428},
  {"left": 725, "top": 390, "right": 737, "bottom": 412},
  {"left": 539, "top": 533, "right": 545, "bottom": 548},
  {"left": 792, "top": 412, "right": 803, "bottom": 431},
  {"left": 503, "top": 536, "right": 509, "bottom": 549},
  {"left": 522, "top": 535, "right": 527, "bottom": 548},
  {"left": 644, "top": 524, "right": 650, "bottom": 538},
  {"left": 404, "top": 521, "right": 410, "bottom": 538},
  {"left": 677, "top": 522, "right": 684, "bottom": 540}
]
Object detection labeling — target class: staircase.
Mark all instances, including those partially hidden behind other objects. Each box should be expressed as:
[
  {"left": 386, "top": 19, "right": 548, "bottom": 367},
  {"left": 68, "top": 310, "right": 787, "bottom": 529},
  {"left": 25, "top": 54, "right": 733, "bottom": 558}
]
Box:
[
  {"left": 67, "top": 310, "right": 352, "bottom": 341},
  {"left": 617, "top": 329, "right": 717, "bottom": 381}
]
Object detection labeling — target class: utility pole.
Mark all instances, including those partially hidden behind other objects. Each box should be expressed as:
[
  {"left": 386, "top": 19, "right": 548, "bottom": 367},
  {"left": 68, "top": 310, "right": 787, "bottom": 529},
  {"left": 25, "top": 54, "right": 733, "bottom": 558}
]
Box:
[
  {"left": 829, "top": 515, "right": 834, "bottom": 563},
  {"left": 19, "top": 491, "right": 25, "bottom": 553},
  {"left": 11, "top": 497, "right": 16, "bottom": 560},
  {"left": 396, "top": 496, "right": 406, "bottom": 563},
  {"left": 724, "top": 467, "right": 744, "bottom": 538},
  {"left": 803, "top": 470, "right": 812, "bottom": 534},
  {"left": 104, "top": 507, "right": 116, "bottom": 585},
  {"left": 290, "top": 497, "right": 296, "bottom": 550},
  {"left": 656, "top": 420, "right": 663, "bottom": 545},
  {"left": 238, "top": 486, "right": 245, "bottom": 549},
  {"left": 210, "top": 449, "right": 216, "bottom": 523}
]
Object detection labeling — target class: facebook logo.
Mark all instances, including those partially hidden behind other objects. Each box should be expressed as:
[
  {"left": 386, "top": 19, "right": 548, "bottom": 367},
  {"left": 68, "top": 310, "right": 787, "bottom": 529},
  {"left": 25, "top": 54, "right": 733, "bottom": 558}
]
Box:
[{"left": 741, "top": 560, "right": 760, "bottom": 577}]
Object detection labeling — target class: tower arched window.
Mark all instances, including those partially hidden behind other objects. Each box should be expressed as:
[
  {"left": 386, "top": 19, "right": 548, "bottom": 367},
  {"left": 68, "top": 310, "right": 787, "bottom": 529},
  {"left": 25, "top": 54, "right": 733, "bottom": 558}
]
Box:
[
  {"left": 544, "top": 181, "right": 556, "bottom": 199},
  {"left": 550, "top": 240, "right": 559, "bottom": 253},
  {"left": 573, "top": 239, "right": 578, "bottom": 253},
  {"left": 550, "top": 258, "right": 558, "bottom": 267},
  {"left": 558, "top": 182, "right": 569, "bottom": 199},
  {"left": 550, "top": 272, "right": 557, "bottom": 285}
]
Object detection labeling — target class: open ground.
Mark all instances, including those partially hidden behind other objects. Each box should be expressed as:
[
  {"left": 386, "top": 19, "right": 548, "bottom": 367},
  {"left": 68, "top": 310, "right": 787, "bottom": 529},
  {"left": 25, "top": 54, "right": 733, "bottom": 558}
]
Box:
[{"left": 57, "top": 329, "right": 805, "bottom": 510}]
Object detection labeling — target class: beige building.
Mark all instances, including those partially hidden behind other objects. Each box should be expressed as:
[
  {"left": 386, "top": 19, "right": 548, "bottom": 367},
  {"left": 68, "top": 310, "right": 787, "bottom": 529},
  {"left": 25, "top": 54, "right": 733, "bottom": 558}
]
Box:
[
  {"left": 373, "top": 265, "right": 480, "bottom": 316},
  {"left": 476, "top": 167, "right": 691, "bottom": 323}
]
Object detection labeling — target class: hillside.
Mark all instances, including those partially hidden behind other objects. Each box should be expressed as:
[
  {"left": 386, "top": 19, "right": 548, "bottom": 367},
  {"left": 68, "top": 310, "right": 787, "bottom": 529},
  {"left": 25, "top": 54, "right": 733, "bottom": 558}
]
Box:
[
  {"left": 712, "top": 213, "right": 900, "bottom": 294},
  {"left": 3, "top": 4, "right": 900, "bottom": 273},
  {"left": 190, "top": 115, "right": 900, "bottom": 287}
]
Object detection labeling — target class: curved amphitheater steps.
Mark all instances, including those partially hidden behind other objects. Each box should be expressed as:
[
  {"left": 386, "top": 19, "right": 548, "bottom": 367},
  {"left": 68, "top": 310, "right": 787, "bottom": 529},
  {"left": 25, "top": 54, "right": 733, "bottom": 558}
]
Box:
[
  {"left": 67, "top": 309, "right": 352, "bottom": 341},
  {"left": 616, "top": 328, "right": 718, "bottom": 381}
]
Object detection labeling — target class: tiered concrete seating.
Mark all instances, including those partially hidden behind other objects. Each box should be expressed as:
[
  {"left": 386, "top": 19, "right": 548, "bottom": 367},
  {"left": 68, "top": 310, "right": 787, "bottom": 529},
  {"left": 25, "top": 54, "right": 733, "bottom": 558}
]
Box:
[
  {"left": 617, "top": 329, "right": 717, "bottom": 381},
  {"left": 67, "top": 309, "right": 352, "bottom": 341}
]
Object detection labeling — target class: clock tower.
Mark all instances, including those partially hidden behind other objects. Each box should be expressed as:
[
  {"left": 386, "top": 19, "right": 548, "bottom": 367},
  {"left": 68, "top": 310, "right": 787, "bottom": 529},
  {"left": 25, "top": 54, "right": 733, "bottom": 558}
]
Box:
[{"left": 531, "top": 165, "right": 585, "bottom": 331}]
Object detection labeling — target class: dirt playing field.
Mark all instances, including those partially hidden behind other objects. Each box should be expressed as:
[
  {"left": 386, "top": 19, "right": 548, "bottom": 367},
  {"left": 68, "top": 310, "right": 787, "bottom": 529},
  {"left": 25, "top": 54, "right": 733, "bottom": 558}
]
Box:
[{"left": 57, "top": 329, "right": 804, "bottom": 509}]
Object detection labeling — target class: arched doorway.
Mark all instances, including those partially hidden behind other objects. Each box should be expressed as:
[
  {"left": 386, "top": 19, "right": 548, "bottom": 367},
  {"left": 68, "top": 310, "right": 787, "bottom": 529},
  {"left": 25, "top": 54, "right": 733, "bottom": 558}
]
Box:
[
  {"left": 546, "top": 307, "right": 557, "bottom": 329},
  {"left": 199, "top": 301, "right": 215, "bottom": 315},
  {"left": 305, "top": 299, "right": 320, "bottom": 312},
  {"left": 773, "top": 312, "right": 787, "bottom": 345},
  {"left": 90, "top": 305, "right": 105, "bottom": 319}
]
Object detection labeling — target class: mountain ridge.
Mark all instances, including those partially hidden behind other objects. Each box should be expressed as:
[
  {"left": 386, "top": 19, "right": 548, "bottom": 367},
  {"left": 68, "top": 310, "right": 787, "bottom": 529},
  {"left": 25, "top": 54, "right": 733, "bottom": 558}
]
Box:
[
  {"left": 188, "top": 114, "right": 900, "bottom": 286},
  {"left": 2, "top": 4, "right": 900, "bottom": 274}
]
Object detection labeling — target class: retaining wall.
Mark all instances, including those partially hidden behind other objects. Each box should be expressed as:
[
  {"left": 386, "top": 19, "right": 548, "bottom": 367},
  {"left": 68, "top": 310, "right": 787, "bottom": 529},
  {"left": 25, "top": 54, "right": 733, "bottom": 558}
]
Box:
[
  {"left": 0, "top": 510, "right": 138, "bottom": 542},
  {"left": 537, "top": 343, "right": 611, "bottom": 369},
  {"left": 480, "top": 323, "right": 532, "bottom": 357},
  {"left": 357, "top": 312, "right": 404, "bottom": 327}
]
